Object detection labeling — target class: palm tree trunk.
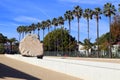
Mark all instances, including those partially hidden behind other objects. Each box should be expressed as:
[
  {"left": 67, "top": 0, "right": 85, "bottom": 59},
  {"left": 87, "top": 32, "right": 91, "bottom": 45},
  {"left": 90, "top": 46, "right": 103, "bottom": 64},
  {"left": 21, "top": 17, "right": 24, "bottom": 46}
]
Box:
[
  {"left": 61, "top": 26, "right": 64, "bottom": 55},
  {"left": 20, "top": 33, "right": 21, "bottom": 41},
  {"left": 69, "top": 20, "right": 71, "bottom": 34},
  {"left": 68, "top": 20, "right": 71, "bottom": 55},
  {"left": 19, "top": 33, "right": 21, "bottom": 42},
  {"left": 109, "top": 16, "right": 112, "bottom": 58},
  {"left": 78, "top": 18, "right": 80, "bottom": 52},
  {"left": 87, "top": 19, "right": 90, "bottom": 40},
  {"left": 87, "top": 19, "right": 89, "bottom": 55},
  {"left": 22, "top": 33, "right": 24, "bottom": 39},
  {"left": 48, "top": 27, "right": 49, "bottom": 51},
  {"left": 97, "top": 19, "right": 99, "bottom": 58},
  {"left": 10, "top": 42, "right": 12, "bottom": 53},
  {"left": 54, "top": 26, "right": 56, "bottom": 51},
  {"left": 38, "top": 29, "right": 40, "bottom": 41},
  {"left": 78, "top": 18, "right": 80, "bottom": 43},
  {"left": 43, "top": 30, "right": 44, "bottom": 40}
]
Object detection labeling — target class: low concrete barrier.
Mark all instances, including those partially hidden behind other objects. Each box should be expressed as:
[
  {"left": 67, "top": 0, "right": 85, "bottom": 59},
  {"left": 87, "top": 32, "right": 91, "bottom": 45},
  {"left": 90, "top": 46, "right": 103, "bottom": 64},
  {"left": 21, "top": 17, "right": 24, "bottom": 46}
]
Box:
[{"left": 5, "top": 54, "right": 120, "bottom": 80}]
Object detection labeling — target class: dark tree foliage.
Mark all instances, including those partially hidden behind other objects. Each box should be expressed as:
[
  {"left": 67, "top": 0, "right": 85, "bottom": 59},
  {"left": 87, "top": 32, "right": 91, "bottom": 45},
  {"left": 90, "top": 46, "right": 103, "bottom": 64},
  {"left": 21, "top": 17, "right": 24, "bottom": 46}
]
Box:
[
  {"left": 98, "top": 33, "right": 110, "bottom": 50},
  {"left": 111, "top": 15, "right": 120, "bottom": 41},
  {"left": 43, "top": 28, "right": 77, "bottom": 51},
  {"left": 0, "top": 33, "right": 7, "bottom": 54},
  {"left": 0, "top": 33, "right": 7, "bottom": 43},
  {"left": 83, "top": 39, "right": 93, "bottom": 50}
]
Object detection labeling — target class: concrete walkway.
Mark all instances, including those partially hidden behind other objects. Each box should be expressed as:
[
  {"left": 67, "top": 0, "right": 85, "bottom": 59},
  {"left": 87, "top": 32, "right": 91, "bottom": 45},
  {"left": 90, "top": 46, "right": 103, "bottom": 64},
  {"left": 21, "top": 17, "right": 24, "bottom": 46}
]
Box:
[{"left": 0, "top": 55, "right": 81, "bottom": 80}]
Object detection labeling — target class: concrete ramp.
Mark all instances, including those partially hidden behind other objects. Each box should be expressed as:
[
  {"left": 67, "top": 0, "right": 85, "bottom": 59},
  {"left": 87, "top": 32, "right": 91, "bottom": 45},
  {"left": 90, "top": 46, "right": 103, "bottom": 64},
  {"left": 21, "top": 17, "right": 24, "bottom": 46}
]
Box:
[{"left": 5, "top": 54, "right": 120, "bottom": 80}]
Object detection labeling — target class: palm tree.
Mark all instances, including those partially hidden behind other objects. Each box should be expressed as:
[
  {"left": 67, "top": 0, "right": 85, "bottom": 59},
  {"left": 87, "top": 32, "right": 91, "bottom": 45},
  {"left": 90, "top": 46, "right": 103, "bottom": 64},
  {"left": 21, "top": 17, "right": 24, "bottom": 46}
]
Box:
[
  {"left": 37, "top": 22, "right": 41, "bottom": 40},
  {"left": 83, "top": 8, "right": 93, "bottom": 40},
  {"left": 52, "top": 18, "right": 58, "bottom": 51},
  {"left": 17, "top": 26, "right": 22, "bottom": 42},
  {"left": 46, "top": 19, "right": 51, "bottom": 34},
  {"left": 73, "top": 5, "right": 83, "bottom": 44},
  {"left": 118, "top": 4, "right": 120, "bottom": 12},
  {"left": 41, "top": 21, "right": 46, "bottom": 40},
  {"left": 64, "top": 10, "right": 74, "bottom": 52},
  {"left": 64, "top": 10, "right": 74, "bottom": 34},
  {"left": 83, "top": 8, "right": 93, "bottom": 55},
  {"left": 31, "top": 23, "right": 36, "bottom": 34},
  {"left": 94, "top": 8, "right": 102, "bottom": 57},
  {"left": 93, "top": 7, "right": 102, "bottom": 57},
  {"left": 58, "top": 16, "right": 65, "bottom": 52},
  {"left": 58, "top": 16, "right": 64, "bottom": 27},
  {"left": 46, "top": 19, "right": 51, "bottom": 51},
  {"left": 24, "top": 26, "right": 29, "bottom": 35},
  {"left": 52, "top": 18, "right": 58, "bottom": 30},
  {"left": 28, "top": 25, "right": 32, "bottom": 34},
  {"left": 21, "top": 26, "right": 26, "bottom": 38},
  {"left": 103, "top": 3, "right": 116, "bottom": 58}
]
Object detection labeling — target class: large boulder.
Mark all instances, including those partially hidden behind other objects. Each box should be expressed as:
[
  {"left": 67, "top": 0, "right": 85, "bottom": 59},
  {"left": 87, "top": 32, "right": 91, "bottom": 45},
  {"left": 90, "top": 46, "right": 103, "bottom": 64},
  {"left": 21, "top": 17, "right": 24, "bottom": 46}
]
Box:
[{"left": 19, "top": 34, "right": 43, "bottom": 58}]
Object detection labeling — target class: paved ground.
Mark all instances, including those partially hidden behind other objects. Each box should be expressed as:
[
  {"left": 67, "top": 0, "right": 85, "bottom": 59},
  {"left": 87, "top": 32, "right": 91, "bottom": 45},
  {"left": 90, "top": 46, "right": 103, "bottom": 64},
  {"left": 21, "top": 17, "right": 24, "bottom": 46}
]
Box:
[
  {"left": 48, "top": 56, "right": 120, "bottom": 64},
  {"left": 0, "top": 55, "right": 81, "bottom": 80}
]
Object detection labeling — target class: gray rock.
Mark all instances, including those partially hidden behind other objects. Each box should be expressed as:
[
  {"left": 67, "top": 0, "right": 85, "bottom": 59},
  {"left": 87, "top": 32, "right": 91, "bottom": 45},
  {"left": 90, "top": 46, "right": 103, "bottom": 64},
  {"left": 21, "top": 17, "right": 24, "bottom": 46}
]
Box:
[{"left": 19, "top": 34, "right": 43, "bottom": 57}]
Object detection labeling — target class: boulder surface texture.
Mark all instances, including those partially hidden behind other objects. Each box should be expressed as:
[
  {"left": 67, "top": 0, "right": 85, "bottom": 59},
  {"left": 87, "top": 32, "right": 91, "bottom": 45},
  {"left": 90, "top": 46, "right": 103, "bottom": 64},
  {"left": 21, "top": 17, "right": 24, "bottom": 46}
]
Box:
[{"left": 19, "top": 34, "right": 43, "bottom": 57}]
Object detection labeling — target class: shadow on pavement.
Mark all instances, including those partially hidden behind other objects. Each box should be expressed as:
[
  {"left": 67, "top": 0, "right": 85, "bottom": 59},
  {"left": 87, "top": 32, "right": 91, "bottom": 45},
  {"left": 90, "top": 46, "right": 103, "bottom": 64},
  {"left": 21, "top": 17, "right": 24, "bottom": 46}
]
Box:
[{"left": 0, "top": 63, "right": 41, "bottom": 80}]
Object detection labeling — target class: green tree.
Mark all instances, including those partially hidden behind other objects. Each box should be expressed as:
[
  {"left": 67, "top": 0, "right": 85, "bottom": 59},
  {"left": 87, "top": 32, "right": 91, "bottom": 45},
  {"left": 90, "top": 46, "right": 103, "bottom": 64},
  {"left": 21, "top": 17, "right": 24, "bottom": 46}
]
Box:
[
  {"left": 98, "top": 33, "right": 110, "bottom": 53},
  {"left": 0, "top": 33, "right": 7, "bottom": 43},
  {"left": 103, "top": 3, "right": 116, "bottom": 58},
  {"left": 93, "top": 7, "right": 102, "bottom": 57},
  {"left": 8, "top": 38, "right": 17, "bottom": 53},
  {"left": 0, "top": 33, "right": 7, "bottom": 54},
  {"left": 43, "top": 28, "right": 77, "bottom": 54},
  {"left": 83, "top": 39, "right": 93, "bottom": 56},
  {"left": 73, "top": 5, "right": 83, "bottom": 43}
]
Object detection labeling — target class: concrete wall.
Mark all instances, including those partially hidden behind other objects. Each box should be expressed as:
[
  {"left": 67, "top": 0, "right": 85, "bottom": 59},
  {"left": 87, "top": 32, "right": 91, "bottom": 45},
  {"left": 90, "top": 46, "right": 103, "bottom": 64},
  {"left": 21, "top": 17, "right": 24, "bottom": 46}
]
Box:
[{"left": 5, "top": 54, "right": 120, "bottom": 80}]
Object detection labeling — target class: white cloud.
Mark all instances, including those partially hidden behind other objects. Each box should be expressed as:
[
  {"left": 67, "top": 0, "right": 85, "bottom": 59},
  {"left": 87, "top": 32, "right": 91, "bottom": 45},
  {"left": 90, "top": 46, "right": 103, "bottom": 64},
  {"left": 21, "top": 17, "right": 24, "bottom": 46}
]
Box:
[
  {"left": 59, "top": 0, "right": 99, "bottom": 5},
  {"left": 14, "top": 16, "right": 41, "bottom": 23},
  {"left": 0, "top": 23, "right": 6, "bottom": 26},
  {"left": 59, "top": 0, "right": 119, "bottom": 5},
  {"left": 0, "top": 22, "right": 19, "bottom": 28}
]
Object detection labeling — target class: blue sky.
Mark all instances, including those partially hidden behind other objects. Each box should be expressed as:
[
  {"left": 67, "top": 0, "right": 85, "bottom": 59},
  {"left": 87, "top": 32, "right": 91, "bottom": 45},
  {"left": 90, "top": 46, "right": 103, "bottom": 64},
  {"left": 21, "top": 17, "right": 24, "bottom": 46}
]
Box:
[{"left": 0, "top": 0, "right": 119, "bottom": 42}]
